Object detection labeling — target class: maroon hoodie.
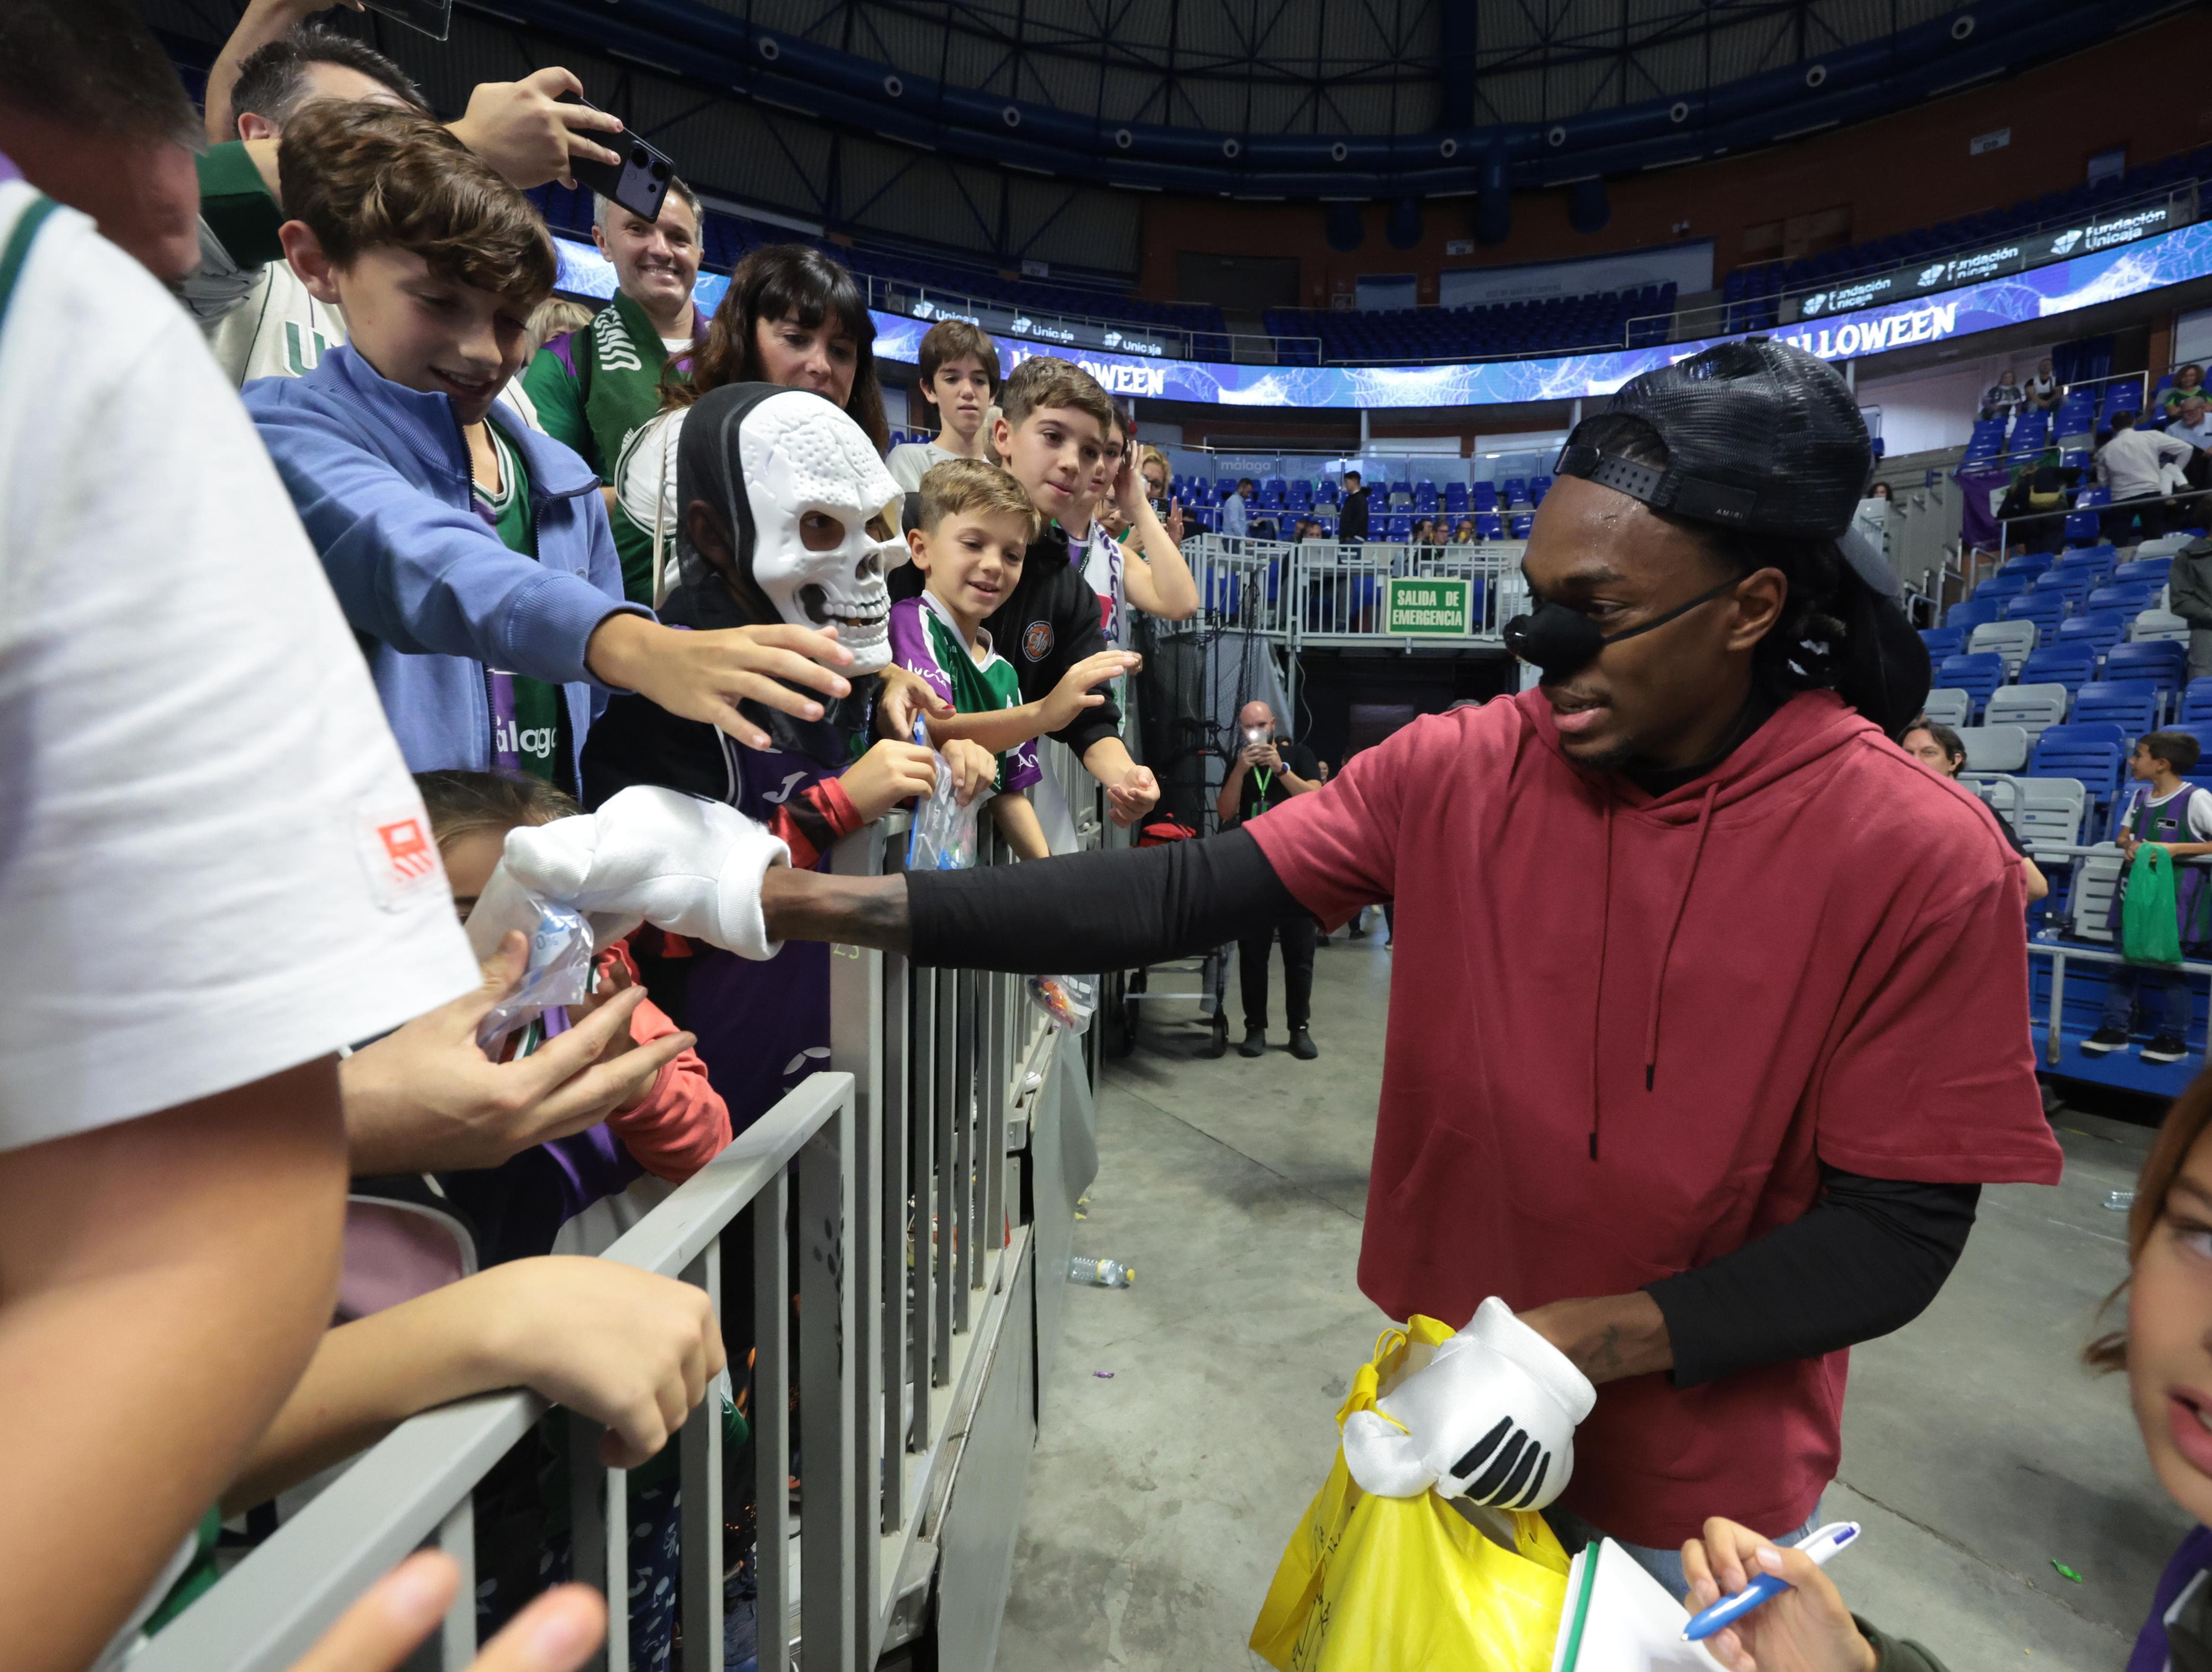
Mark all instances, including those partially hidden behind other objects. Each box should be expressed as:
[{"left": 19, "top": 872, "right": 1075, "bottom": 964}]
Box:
[{"left": 1247, "top": 687, "right": 2063, "bottom": 1547}]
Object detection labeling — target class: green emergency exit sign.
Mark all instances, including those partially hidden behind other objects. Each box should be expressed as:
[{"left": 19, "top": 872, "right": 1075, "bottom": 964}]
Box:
[{"left": 1384, "top": 576, "right": 1472, "bottom": 636}]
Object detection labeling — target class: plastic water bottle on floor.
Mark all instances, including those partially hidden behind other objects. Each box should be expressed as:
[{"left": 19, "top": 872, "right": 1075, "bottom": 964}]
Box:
[
  {"left": 2107, "top": 1190, "right": 2136, "bottom": 1211},
  {"left": 1069, "top": 1255, "right": 1134, "bottom": 1288}
]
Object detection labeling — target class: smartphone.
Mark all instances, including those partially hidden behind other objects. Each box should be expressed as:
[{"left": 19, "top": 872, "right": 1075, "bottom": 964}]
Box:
[
  {"left": 563, "top": 96, "right": 675, "bottom": 225},
  {"left": 361, "top": 0, "right": 451, "bottom": 41}
]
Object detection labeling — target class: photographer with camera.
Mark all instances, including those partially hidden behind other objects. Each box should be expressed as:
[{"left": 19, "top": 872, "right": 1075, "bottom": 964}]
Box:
[{"left": 1216, "top": 701, "right": 1323, "bottom": 1059}]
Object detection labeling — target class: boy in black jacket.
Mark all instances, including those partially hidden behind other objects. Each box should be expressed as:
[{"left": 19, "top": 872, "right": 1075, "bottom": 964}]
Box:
[{"left": 889, "top": 356, "right": 1161, "bottom": 827}]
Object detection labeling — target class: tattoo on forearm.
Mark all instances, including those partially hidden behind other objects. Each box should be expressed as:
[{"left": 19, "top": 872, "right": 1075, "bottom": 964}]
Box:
[{"left": 1580, "top": 1325, "right": 1629, "bottom": 1380}]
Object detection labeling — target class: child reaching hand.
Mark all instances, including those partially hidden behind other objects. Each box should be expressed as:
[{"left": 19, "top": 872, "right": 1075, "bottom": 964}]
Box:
[
  {"left": 891, "top": 459, "right": 1139, "bottom": 861},
  {"left": 417, "top": 769, "right": 730, "bottom": 1186}
]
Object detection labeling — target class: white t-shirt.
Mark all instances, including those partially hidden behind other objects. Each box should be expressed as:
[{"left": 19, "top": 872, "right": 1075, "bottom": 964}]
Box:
[
  {"left": 0, "top": 182, "right": 479, "bottom": 1153},
  {"left": 886, "top": 439, "right": 963, "bottom": 493}
]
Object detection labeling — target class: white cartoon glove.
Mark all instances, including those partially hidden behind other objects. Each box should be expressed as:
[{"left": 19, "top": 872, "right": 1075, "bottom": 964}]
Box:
[
  {"left": 472, "top": 786, "right": 790, "bottom": 962},
  {"left": 1340, "top": 1298, "right": 1596, "bottom": 1508}
]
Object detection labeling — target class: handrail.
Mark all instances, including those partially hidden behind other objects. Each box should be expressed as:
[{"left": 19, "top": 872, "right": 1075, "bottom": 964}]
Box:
[
  {"left": 134, "top": 1070, "right": 854, "bottom": 1672},
  {"left": 137, "top": 752, "right": 1106, "bottom": 1672}
]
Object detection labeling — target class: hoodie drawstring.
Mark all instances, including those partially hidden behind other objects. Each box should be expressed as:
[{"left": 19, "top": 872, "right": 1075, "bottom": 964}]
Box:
[
  {"left": 1643, "top": 781, "right": 1720, "bottom": 1095},
  {"left": 1588, "top": 797, "right": 1615, "bottom": 1161}
]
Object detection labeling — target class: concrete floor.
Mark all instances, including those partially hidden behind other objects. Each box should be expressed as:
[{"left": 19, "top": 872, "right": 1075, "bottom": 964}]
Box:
[{"left": 997, "top": 930, "right": 2192, "bottom": 1672}]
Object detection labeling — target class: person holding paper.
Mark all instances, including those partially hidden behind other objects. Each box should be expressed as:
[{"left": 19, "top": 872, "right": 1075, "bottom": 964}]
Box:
[{"left": 740, "top": 341, "right": 2064, "bottom": 1591}]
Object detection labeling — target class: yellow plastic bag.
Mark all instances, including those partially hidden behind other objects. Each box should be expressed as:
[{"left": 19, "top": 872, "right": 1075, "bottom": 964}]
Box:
[{"left": 1249, "top": 1316, "right": 1572, "bottom": 1672}]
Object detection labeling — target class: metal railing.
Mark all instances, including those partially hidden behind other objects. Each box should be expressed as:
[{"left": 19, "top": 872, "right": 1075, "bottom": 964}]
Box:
[
  {"left": 140, "top": 767, "right": 1108, "bottom": 1671},
  {"left": 1182, "top": 534, "right": 1529, "bottom": 647}
]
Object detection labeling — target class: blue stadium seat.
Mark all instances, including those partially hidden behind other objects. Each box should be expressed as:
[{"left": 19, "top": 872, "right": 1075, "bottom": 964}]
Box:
[
  {"left": 2032, "top": 569, "right": 2099, "bottom": 611},
  {"left": 2062, "top": 542, "right": 2119, "bottom": 566},
  {"left": 1998, "top": 553, "right": 2056, "bottom": 578},
  {"left": 1474, "top": 513, "right": 1504, "bottom": 539},
  {"left": 2030, "top": 722, "right": 2131, "bottom": 802},
  {"left": 1529, "top": 475, "right": 1554, "bottom": 505},
  {"left": 2184, "top": 678, "right": 2212, "bottom": 727},
  {"left": 1509, "top": 514, "right": 1535, "bottom": 539},
  {"left": 1920, "top": 626, "right": 1966, "bottom": 659},
  {"left": 2057, "top": 610, "right": 2132, "bottom": 662},
  {"left": 2021, "top": 645, "right": 2100, "bottom": 694},
  {"left": 2064, "top": 511, "right": 2102, "bottom": 544},
  {"left": 2107, "top": 639, "right": 2189, "bottom": 691},
  {"left": 2071, "top": 680, "right": 2164, "bottom": 732},
  {"left": 1472, "top": 482, "right": 1498, "bottom": 513},
  {"left": 1503, "top": 477, "right": 1529, "bottom": 507},
  {"left": 2115, "top": 557, "right": 2174, "bottom": 586},
  {"left": 1939, "top": 653, "right": 2007, "bottom": 719},
  {"left": 1948, "top": 598, "right": 2003, "bottom": 630},
  {"left": 2003, "top": 591, "right": 2069, "bottom": 638},
  {"left": 1974, "top": 573, "right": 2031, "bottom": 602},
  {"left": 2086, "top": 584, "right": 2158, "bottom": 615}
]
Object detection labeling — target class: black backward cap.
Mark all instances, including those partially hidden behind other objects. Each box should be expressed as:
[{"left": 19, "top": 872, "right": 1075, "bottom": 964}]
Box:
[{"left": 1559, "top": 338, "right": 1873, "bottom": 539}]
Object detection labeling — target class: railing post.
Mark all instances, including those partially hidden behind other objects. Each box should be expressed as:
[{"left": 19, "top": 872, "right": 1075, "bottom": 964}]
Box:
[
  {"left": 827, "top": 828, "right": 883, "bottom": 1662},
  {"left": 753, "top": 1175, "right": 790, "bottom": 1672},
  {"left": 680, "top": 1240, "right": 723, "bottom": 1672},
  {"left": 797, "top": 1089, "right": 855, "bottom": 1671},
  {"left": 435, "top": 1494, "right": 474, "bottom": 1670}
]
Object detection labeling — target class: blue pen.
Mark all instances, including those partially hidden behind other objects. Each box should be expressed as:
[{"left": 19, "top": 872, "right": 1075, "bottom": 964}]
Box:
[{"left": 1681, "top": 1522, "right": 1861, "bottom": 1643}]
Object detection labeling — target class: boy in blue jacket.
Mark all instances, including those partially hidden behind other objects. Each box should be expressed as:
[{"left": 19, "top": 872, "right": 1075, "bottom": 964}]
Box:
[{"left": 246, "top": 101, "right": 858, "bottom": 787}]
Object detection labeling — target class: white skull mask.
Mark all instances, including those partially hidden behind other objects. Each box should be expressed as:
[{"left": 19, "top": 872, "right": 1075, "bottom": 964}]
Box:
[{"left": 737, "top": 390, "right": 907, "bottom": 672}]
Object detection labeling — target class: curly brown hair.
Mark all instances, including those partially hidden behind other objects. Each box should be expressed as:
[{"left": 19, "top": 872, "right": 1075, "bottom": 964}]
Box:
[
  {"left": 664, "top": 243, "right": 887, "bottom": 450},
  {"left": 277, "top": 101, "right": 557, "bottom": 306}
]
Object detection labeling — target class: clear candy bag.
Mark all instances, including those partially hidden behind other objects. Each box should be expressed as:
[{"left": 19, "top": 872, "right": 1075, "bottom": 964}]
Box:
[
  {"left": 1027, "top": 974, "right": 1096, "bottom": 1033},
  {"left": 906, "top": 726, "right": 981, "bottom": 872},
  {"left": 475, "top": 892, "right": 594, "bottom": 1052}
]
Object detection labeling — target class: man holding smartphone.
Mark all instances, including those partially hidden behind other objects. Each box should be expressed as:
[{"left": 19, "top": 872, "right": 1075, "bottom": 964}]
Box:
[
  {"left": 188, "top": 6, "right": 624, "bottom": 388},
  {"left": 1215, "top": 700, "right": 1323, "bottom": 1060}
]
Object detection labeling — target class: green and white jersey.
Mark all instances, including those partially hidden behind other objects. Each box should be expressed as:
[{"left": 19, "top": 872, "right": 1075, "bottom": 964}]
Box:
[{"left": 888, "top": 591, "right": 1041, "bottom": 793}]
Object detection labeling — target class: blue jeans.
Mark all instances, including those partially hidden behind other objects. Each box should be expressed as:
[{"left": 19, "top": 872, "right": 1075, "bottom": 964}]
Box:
[
  {"left": 2104, "top": 965, "right": 2193, "bottom": 1038},
  {"left": 1544, "top": 1501, "right": 1824, "bottom": 1602}
]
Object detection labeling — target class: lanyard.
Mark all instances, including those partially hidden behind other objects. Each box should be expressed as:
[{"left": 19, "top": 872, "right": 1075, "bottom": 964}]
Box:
[{"left": 1251, "top": 765, "right": 1274, "bottom": 802}]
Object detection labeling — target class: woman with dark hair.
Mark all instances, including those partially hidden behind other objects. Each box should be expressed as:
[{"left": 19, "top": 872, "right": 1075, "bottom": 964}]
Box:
[
  {"left": 614, "top": 244, "right": 888, "bottom": 599},
  {"left": 744, "top": 339, "right": 2061, "bottom": 1588}
]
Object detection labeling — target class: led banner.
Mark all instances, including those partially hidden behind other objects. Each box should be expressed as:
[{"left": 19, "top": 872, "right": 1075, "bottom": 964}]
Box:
[
  {"left": 557, "top": 213, "right": 2212, "bottom": 412},
  {"left": 1796, "top": 192, "right": 2196, "bottom": 319}
]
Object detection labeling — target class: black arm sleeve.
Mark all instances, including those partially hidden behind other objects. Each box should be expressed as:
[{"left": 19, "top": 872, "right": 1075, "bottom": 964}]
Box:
[
  {"left": 910, "top": 828, "right": 1300, "bottom": 973},
  {"left": 1644, "top": 1169, "right": 1981, "bottom": 1388}
]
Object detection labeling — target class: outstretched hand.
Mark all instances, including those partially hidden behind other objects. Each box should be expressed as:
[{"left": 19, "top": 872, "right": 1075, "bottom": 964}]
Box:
[
  {"left": 284, "top": 1551, "right": 603, "bottom": 1672},
  {"left": 586, "top": 618, "right": 858, "bottom": 752},
  {"left": 340, "top": 933, "right": 692, "bottom": 1173},
  {"left": 1107, "top": 765, "right": 1160, "bottom": 827}
]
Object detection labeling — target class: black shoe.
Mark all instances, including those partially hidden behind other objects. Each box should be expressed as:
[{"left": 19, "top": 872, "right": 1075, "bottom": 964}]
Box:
[
  {"left": 2143, "top": 1034, "right": 2191, "bottom": 1065},
  {"left": 2081, "top": 1025, "right": 2131, "bottom": 1056},
  {"left": 1238, "top": 1026, "right": 1266, "bottom": 1058},
  {"left": 1289, "top": 1028, "right": 1319, "bottom": 1061}
]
